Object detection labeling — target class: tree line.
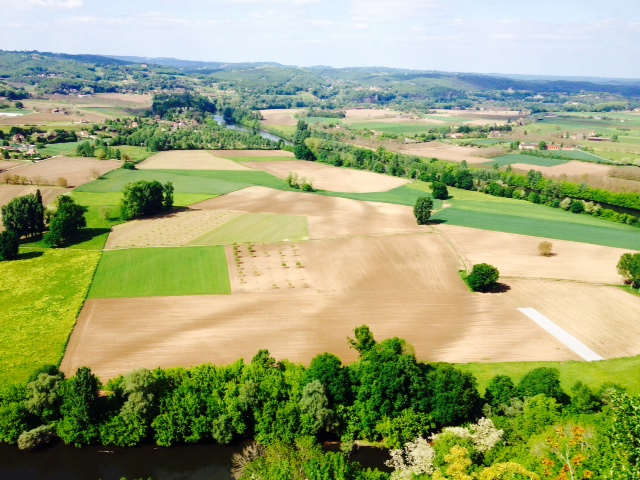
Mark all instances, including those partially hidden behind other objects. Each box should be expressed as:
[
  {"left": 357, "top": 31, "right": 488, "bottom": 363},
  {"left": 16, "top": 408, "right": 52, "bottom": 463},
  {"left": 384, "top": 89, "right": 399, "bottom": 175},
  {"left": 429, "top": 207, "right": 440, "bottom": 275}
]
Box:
[{"left": 1, "top": 326, "right": 637, "bottom": 479}]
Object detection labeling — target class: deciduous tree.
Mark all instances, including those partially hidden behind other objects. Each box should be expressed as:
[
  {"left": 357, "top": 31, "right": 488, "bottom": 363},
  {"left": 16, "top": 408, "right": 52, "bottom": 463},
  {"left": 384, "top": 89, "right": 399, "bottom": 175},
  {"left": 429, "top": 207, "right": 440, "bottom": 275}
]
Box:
[{"left": 414, "top": 197, "right": 434, "bottom": 225}]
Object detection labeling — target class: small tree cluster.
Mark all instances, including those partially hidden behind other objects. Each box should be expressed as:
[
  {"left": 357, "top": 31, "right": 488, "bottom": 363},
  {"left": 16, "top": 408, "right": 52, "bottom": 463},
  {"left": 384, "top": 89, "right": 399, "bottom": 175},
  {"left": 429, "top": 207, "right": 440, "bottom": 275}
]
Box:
[
  {"left": 0, "top": 230, "right": 19, "bottom": 261},
  {"left": 1, "top": 190, "right": 45, "bottom": 238},
  {"left": 430, "top": 181, "right": 449, "bottom": 200},
  {"left": 285, "top": 172, "right": 314, "bottom": 192},
  {"left": 120, "top": 180, "right": 174, "bottom": 220},
  {"left": 466, "top": 263, "right": 500, "bottom": 292}
]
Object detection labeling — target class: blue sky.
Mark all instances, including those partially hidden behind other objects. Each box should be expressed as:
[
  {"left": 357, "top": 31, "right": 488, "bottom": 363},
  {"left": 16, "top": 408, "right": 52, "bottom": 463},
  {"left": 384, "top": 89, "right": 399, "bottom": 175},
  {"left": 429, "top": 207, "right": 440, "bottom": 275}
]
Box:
[{"left": 1, "top": 0, "right": 639, "bottom": 78}]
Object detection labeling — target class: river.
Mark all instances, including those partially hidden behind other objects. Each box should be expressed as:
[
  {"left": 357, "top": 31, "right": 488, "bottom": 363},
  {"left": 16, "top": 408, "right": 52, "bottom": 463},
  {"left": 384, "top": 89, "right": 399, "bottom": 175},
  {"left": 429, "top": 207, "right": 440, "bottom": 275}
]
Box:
[
  {"left": 213, "top": 115, "right": 292, "bottom": 145},
  {"left": 0, "top": 442, "right": 390, "bottom": 480}
]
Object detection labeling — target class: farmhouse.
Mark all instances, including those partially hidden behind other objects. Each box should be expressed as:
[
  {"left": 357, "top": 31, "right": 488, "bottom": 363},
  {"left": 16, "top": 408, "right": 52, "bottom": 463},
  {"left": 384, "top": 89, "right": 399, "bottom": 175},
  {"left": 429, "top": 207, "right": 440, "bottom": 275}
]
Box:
[
  {"left": 449, "top": 133, "right": 465, "bottom": 139},
  {"left": 546, "top": 144, "right": 561, "bottom": 151},
  {"left": 588, "top": 137, "right": 611, "bottom": 142},
  {"left": 519, "top": 142, "right": 539, "bottom": 150}
]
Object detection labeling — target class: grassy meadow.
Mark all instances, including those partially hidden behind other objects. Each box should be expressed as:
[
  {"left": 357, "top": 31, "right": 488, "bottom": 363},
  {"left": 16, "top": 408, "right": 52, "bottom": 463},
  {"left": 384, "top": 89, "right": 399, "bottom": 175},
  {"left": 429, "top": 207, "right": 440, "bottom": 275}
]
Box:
[
  {"left": 76, "top": 169, "right": 288, "bottom": 194},
  {"left": 461, "top": 355, "right": 640, "bottom": 397},
  {"left": 88, "top": 246, "right": 231, "bottom": 298},
  {"left": 189, "top": 213, "right": 308, "bottom": 245},
  {"left": 0, "top": 249, "right": 101, "bottom": 384},
  {"left": 491, "top": 154, "right": 568, "bottom": 168}
]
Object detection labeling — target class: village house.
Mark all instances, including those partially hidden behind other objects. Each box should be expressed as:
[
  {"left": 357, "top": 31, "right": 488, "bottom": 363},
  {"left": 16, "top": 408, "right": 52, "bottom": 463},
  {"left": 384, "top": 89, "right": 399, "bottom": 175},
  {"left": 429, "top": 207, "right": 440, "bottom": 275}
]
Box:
[
  {"left": 449, "top": 133, "right": 465, "bottom": 139},
  {"left": 519, "top": 142, "right": 539, "bottom": 150},
  {"left": 546, "top": 144, "right": 561, "bottom": 151}
]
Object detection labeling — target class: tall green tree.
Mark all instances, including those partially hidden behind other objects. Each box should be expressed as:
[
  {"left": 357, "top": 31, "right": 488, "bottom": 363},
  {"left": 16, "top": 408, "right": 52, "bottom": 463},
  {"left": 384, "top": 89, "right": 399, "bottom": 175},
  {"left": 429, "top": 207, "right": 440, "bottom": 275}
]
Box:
[
  {"left": 120, "top": 180, "right": 173, "bottom": 220},
  {"left": 413, "top": 197, "right": 434, "bottom": 225},
  {"left": 43, "top": 196, "right": 87, "bottom": 246},
  {"left": 0, "top": 230, "right": 19, "bottom": 261},
  {"left": 57, "top": 367, "right": 102, "bottom": 447},
  {"left": 466, "top": 263, "right": 500, "bottom": 292},
  {"left": 1, "top": 191, "right": 45, "bottom": 238}
]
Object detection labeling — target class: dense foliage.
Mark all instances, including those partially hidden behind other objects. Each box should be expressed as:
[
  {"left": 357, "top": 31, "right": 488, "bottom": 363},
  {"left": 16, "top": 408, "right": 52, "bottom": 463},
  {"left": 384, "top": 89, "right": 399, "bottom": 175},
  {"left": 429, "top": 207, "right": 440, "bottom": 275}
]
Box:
[
  {"left": 0, "top": 230, "right": 19, "bottom": 261},
  {"left": 414, "top": 197, "right": 434, "bottom": 225},
  {"left": 43, "top": 196, "right": 87, "bottom": 247},
  {"left": 466, "top": 264, "right": 500, "bottom": 292},
  {"left": 1, "top": 191, "right": 45, "bottom": 239},
  {"left": 120, "top": 180, "right": 174, "bottom": 220},
  {"left": 617, "top": 253, "right": 640, "bottom": 288}
]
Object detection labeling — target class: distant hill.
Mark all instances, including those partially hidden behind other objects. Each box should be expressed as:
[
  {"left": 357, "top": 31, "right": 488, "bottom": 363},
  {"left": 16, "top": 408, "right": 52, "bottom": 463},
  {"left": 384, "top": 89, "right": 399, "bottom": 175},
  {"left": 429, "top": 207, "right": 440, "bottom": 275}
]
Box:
[{"left": 108, "top": 55, "right": 287, "bottom": 71}]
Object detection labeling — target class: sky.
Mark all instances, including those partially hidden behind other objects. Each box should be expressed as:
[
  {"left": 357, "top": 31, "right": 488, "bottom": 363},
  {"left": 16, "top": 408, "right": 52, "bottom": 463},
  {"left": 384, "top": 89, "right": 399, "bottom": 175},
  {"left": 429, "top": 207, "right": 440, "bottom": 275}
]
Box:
[{"left": 1, "top": 0, "right": 639, "bottom": 78}]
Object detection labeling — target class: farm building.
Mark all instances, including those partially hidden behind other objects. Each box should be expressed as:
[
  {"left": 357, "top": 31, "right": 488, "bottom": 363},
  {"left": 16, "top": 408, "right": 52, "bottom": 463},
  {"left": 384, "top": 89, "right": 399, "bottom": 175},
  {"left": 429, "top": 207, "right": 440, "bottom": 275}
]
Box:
[
  {"left": 546, "top": 144, "right": 561, "bottom": 151},
  {"left": 519, "top": 142, "right": 539, "bottom": 150}
]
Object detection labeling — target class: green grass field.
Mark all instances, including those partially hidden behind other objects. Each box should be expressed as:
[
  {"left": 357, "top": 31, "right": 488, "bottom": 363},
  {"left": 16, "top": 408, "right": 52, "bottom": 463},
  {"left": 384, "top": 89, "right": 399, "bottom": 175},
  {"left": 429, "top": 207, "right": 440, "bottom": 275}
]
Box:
[
  {"left": 433, "top": 187, "right": 640, "bottom": 249},
  {"left": 0, "top": 249, "right": 101, "bottom": 384},
  {"left": 39, "top": 142, "right": 82, "bottom": 156},
  {"left": 88, "top": 246, "right": 231, "bottom": 298},
  {"left": 76, "top": 169, "right": 288, "bottom": 194},
  {"left": 303, "top": 117, "right": 343, "bottom": 125},
  {"left": 460, "top": 355, "right": 640, "bottom": 396},
  {"left": 491, "top": 154, "right": 568, "bottom": 167},
  {"left": 189, "top": 213, "right": 308, "bottom": 245},
  {"left": 317, "top": 183, "right": 441, "bottom": 207},
  {"left": 532, "top": 149, "right": 609, "bottom": 162}
]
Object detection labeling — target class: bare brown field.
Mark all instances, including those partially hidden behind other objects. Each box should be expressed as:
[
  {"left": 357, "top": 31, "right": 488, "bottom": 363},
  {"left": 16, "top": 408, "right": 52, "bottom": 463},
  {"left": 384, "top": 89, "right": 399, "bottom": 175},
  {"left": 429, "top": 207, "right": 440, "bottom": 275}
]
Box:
[
  {"left": 61, "top": 288, "right": 575, "bottom": 380},
  {"left": 298, "top": 234, "right": 467, "bottom": 293},
  {"left": 0, "top": 160, "right": 24, "bottom": 172},
  {"left": 395, "top": 142, "right": 492, "bottom": 164},
  {"left": 244, "top": 160, "right": 408, "bottom": 192},
  {"left": 436, "top": 224, "right": 629, "bottom": 284},
  {"left": 0, "top": 112, "right": 107, "bottom": 126},
  {"left": 105, "top": 210, "right": 242, "bottom": 249},
  {"left": 499, "top": 279, "right": 640, "bottom": 359},
  {"left": 212, "top": 150, "right": 295, "bottom": 159},
  {"left": 193, "top": 187, "right": 426, "bottom": 239},
  {"left": 260, "top": 109, "right": 301, "bottom": 127},
  {"left": 4, "top": 157, "right": 120, "bottom": 187},
  {"left": 136, "top": 151, "right": 252, "bottom": 171},
  {"left": 510, "top": 161, "right": 612, "bottom": 177},
  {"left": 343, "top": 108, "right": 406, "bottom": 120}
]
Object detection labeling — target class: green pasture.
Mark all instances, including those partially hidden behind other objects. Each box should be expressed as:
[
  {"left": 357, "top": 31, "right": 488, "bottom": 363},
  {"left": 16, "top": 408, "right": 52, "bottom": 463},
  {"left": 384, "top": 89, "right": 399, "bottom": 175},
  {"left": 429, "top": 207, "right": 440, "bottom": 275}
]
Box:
[
  {"left": 77, "top": 106, "right": 144, "bottom": 118},
  {"left": 75, "top": 169, "right": 288, "bottom": 194},
  {"left": 534, "top": 149, "right": 609, "bottom": 162},
  {"left": 347, "top": 122, "right": 433, "bottom": 135},
  {"left": 423, "top": 114, "right": 471, "bottom": 123},
  {"left": 116, "top": 146, "right": 154, "bottom": 162},
  {"left": 40, "top": 141, "right": 81, "bottom": 156},
  {"left": 0, "top": 248, "right": 101, "bottom": 384},
  {"left": 88, "top": 246, "right": 231, "bottom": 298},
  {"left": 190, "top": 213, "right": 308, "bottom": 245},
  {"left": 460, "top": 355, "right": 640, "bottom": 397},
  {"left": 432, "top": 187, "right": 640, "bottom": 249},
  {"left": 451, "top": 139, "right": 507, "bottom": 146},
  {"left": 491, "top": 154, "right": 568, "bottom": 168}
]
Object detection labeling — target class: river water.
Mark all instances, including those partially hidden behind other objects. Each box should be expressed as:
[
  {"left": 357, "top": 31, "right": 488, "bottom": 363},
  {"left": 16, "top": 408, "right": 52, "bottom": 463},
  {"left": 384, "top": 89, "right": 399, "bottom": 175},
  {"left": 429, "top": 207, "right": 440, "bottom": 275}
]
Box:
[
  {"left": 0, "top": 442, "right": 389, "bottom": 480},
  {"left": 213, "top": 115, "right": 292, "bottom": 145}
]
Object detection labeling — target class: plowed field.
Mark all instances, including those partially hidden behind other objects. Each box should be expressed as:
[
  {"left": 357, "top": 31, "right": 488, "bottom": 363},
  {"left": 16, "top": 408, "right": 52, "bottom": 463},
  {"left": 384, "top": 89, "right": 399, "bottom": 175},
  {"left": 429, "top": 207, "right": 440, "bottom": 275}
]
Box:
[
  {"left": 137, "top": 151, "right": 253, "bottom": 171},
  {"left": 193, "top": 186, "right": 426, "bottom": 239},
  {"left": 4, "top": 157, "right": 121, "bottom": 187},
  {"left": 244, "top": 160, "right": 409, "bottom": 193}
]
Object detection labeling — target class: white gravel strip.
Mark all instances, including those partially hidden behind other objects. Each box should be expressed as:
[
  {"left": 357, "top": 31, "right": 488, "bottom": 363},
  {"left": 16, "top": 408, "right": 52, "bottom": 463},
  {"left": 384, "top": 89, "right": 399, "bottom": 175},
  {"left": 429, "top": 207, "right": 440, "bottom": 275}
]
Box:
[{"left": 518, "top": 307, "right": 604, "bottom": 362}]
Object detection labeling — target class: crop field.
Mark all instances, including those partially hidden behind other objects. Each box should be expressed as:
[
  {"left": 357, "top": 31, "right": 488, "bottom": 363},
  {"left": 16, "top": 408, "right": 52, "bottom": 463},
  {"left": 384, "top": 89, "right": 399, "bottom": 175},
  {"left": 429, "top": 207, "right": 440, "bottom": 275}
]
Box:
[
  {"left": 0, "top": 160, "right": 26, "bottom": 171},
  {"left": 317, "top": 184, "right": 441, "bottom": 207},
  {"left": 245, "top": 160, "right": 409, "bottom": 193},
  {"left": 212, "top": 150, "right": 295, "bottom": 159},
  {"left": 105, "top": 210, "right": 243, "bottom": 249},
  {"left": 76, "top": 169, "right": 288, "bottom": 194},
  {"left": 433, "top": 186, "right": 640, "bottom": 249},
  {"left": 348, "top": 122, "right": 434, "bottom": 135},
  {"left": 88, "top": 246, "right": 231, "bottom": 299},
  {"left": 532, "top": 149, "right": 608, "bottom": 162},
  {"left": 189, "top": 213, "right": 308, "bottom": 245},
  {"left": 137, "top": 151, "right": 253, "bottom": 170},
  {"left": 491, "top": 154, "right": 569, "bottom": 168},
  {"left": 508, "top": 160, "right": 612, "bottom": 177},
  {"left": 0, "top": 249, "right": 101, "bottom": 384},
  {"left": 436, "top": 224, "right": 630, "bottom": 284},
  {"left": 397, "top": 141, "right": 495, "bottom": 164},
  {"left": 3, "top": 157, "right": 121, "bottom": 187},
  {"left": 194, "top": 186, "right": 428, "bottom": 239}
]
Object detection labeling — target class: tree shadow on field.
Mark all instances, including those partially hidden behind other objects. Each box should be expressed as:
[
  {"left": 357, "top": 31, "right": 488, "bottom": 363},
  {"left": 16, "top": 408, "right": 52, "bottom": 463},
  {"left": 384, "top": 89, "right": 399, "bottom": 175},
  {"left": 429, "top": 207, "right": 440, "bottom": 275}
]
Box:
[
  {"left": 16, "top": 250, "right": 44, "bottom": 261},
  {"left": 428, "top": 218, "right": 447, "bottom": 225},
  {"left": 63, "top": 227, "right": 111, "bottom": 247},
  {"left": 483, "top": 282, "right": 511, "bottom": 294}
]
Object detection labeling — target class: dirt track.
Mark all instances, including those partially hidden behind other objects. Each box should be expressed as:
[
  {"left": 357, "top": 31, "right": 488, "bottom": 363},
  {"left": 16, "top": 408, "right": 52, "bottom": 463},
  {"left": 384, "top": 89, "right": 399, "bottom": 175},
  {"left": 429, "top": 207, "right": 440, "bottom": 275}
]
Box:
[{"left": 244, "top": 160, "right": 409, "bottom": 193}]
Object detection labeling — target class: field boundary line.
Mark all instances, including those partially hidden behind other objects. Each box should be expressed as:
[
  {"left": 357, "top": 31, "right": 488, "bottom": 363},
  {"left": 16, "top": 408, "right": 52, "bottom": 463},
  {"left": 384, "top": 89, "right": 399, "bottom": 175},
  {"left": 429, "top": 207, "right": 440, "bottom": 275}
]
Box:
[
  {"left": 430, "top": 225, "right": 471, "bottom": 273},
  {"left": 517, "top": 307, "right": 604, "bottom": 362}
]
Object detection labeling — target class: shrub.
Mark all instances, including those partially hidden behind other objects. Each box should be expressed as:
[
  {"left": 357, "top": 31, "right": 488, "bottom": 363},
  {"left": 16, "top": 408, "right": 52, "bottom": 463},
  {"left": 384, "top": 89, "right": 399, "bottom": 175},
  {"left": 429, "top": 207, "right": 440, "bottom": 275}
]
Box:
[
  {"left": 466, "top": 263, "right": 500, "bottom": 292},
  {"left": 0, "top": 230, "right": 19, "bottom": 261},
  {"left": 431, "top": 181, "right": 449, "bottom": 200},
  {"left": 527, "top": 192, "right": 540, "bottom": 204},
  {"left": 570, "top": 200, "right": 585, "bottom": 214},
  {"left": 538, "top": 241, "right": 553, "bottom": 257}
]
